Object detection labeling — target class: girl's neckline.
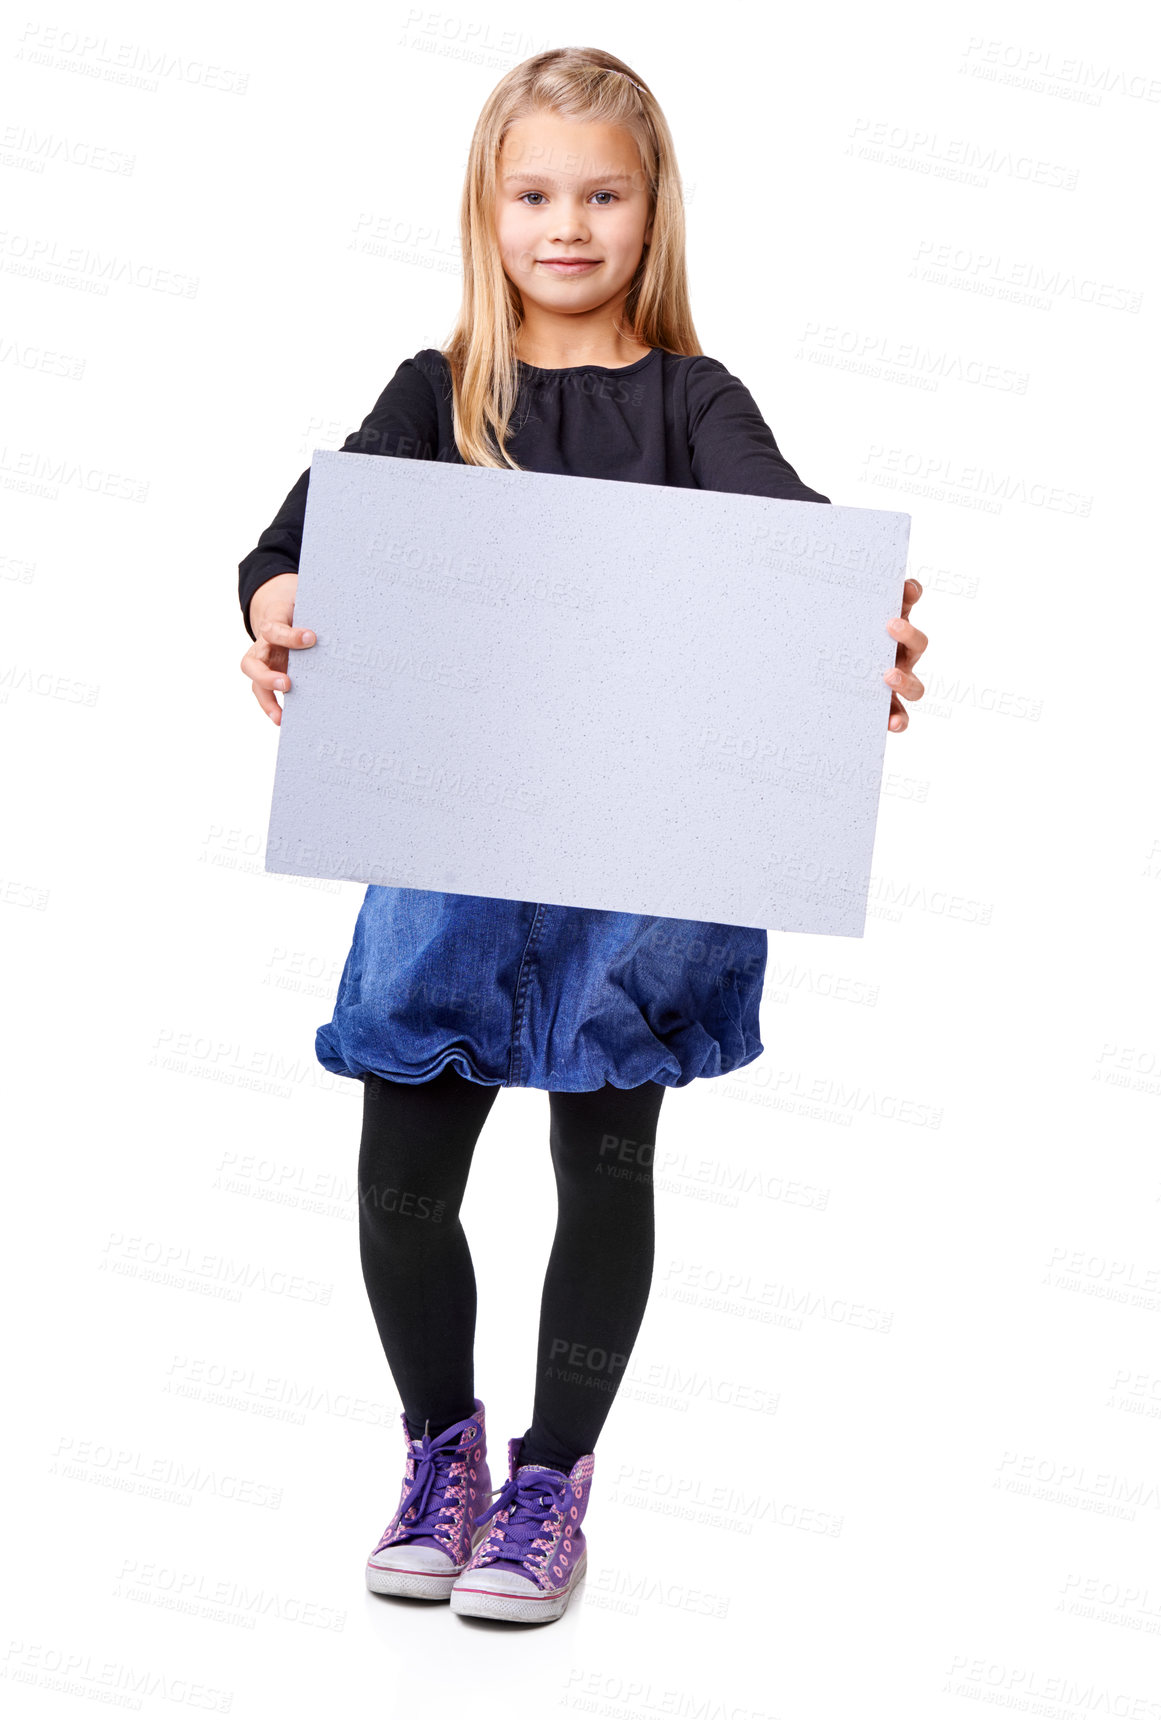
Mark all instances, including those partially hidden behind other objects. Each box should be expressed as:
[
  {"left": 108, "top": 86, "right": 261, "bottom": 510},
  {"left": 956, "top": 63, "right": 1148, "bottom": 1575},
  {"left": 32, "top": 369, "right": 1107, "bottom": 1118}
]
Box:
[{"left": 514, "top": 348, "right": 660, "bottom": 377}]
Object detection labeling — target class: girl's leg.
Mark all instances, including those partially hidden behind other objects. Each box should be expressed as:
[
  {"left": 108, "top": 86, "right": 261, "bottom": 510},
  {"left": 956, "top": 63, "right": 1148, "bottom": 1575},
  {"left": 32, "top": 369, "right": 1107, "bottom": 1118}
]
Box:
[
  {"left": 519, "top": 1079, "right": 667, "bottom": 1472},
  {"left": 357, "top": 1063, "right": 499, "bottom": 1439}
]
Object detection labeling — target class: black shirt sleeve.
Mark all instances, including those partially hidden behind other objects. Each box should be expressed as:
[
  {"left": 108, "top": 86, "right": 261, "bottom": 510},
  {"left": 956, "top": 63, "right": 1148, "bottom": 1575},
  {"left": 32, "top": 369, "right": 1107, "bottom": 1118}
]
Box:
[
  {"left": 685, "top": 357, "right": 830, "bottom": 505},
  {"left": 237, "top": 355, "right": 440, "bottom": 639}
]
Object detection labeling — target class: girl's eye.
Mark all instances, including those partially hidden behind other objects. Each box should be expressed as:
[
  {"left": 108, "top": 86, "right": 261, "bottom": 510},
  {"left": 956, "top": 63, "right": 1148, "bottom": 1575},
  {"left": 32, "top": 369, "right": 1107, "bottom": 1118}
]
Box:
[{"left": 518, "top": 191, "right": 618, "bottom": 207}]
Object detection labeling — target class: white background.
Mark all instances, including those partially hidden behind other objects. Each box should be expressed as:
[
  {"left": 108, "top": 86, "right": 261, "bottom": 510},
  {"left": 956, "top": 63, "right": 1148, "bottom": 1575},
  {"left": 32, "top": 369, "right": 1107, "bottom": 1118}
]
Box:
[{"left": 3, "top": 1, "right": 1158, "bottom": 1715}]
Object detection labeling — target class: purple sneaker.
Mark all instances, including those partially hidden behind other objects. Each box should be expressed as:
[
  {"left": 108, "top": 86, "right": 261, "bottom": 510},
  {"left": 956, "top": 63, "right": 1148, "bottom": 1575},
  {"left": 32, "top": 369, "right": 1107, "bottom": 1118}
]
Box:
[
  {"left": 365, "top": 1398, "right": 492, "bottom": 1600},
  {"left": 450, "top": 1436, "right": 593, "bottom": 1623}
]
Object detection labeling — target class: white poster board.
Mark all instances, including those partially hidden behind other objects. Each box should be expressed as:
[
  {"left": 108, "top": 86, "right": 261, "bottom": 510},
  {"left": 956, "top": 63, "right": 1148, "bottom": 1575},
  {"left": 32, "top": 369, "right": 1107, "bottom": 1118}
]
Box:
[{"left": 265, "top": 451, "right": 910, "bottom": 936}]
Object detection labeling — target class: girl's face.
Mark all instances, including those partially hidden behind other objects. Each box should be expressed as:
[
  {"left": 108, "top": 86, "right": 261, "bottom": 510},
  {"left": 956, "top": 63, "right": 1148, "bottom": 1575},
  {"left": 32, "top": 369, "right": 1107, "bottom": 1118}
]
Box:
[{"left": 495, "top": 110, "right": 654, "bottom": 329}]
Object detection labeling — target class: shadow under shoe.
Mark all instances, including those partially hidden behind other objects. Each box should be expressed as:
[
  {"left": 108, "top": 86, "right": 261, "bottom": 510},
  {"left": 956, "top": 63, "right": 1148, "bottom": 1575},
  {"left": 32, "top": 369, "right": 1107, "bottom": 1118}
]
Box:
[
  {"left": 450, "top": 1435, "right": 594, "bottom": 1624},
  {"left": 365, "top": 1398, "right": 492, "bottom": 1600}
]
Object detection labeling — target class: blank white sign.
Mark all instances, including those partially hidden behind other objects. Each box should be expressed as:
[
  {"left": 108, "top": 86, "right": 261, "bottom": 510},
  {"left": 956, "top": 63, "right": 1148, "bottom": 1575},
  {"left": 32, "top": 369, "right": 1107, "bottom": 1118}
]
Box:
[{"left": 264, "top": 451, "right": 910, "bottom": 936}]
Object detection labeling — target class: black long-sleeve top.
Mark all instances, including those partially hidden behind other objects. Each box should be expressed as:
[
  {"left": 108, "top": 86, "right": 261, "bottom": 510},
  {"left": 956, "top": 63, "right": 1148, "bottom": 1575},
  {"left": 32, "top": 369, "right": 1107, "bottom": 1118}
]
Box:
[{"left": 237, "top": 345, "right": 830, "bottom": 639}]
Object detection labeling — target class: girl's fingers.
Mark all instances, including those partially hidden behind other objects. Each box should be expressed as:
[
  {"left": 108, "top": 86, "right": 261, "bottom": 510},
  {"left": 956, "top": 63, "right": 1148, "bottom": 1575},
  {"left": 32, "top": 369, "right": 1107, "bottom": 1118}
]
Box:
[
  {"left": 252, "top": 680, "right": 283, "bottom": 725},
  {"left": 260, "top": 618, "right": 316, "bottom": 650},
  {"left": 885, "top": 578, "right": 926, "bottom": 723},
  {"left": 886, "top": 616, "right": 928, "bottom": 665},
  {"left": 888, "top": 618, "right": 927, "bottom": 651},
  {"left": 240, "top": 638, "right": 291, "bottom": 724},
  {"left": 899, "top": 577, "right": 922, "bottom": 621},
  {"left": 885, "top": 666, "right": 925, "bottom": 701},
  {"left": 240, "top": 644, "right": 291, "bottom": 694}
]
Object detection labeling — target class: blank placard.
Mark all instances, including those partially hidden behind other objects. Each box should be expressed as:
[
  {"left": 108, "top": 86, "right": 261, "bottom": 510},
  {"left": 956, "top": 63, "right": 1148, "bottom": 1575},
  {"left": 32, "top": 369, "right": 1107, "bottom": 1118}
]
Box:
[{"left": 264, "top": 451, "right": 910, "bottom": 936}]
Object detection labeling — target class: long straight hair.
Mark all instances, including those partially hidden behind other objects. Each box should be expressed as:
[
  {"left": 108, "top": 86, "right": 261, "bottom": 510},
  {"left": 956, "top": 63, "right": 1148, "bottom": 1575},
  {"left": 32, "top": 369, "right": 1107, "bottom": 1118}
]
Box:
[{"left": 442, "top": 46, "right": 701, "bottom": 468}]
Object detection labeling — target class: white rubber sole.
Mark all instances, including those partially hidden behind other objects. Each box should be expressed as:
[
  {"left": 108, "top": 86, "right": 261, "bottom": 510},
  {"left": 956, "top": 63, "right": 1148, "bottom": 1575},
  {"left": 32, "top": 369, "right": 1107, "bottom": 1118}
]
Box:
[
  {"left": 450, "top": 1549, "right": 587, "bottom": 1624},
  {"left": 365, "top": 1559, "right": 460, "bottom": 1600}
]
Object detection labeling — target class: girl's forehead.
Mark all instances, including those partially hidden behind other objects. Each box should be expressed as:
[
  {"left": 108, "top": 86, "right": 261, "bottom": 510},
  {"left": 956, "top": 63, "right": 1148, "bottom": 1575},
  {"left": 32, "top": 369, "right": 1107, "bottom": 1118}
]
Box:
[{"left": 499, "top": 116, "right": 644, "bottom": 181}]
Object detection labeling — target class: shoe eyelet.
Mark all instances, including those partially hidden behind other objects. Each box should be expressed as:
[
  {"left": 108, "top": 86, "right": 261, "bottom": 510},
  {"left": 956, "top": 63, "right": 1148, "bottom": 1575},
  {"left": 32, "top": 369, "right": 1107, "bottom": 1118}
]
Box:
[{"left": 569, "top": 1505, "right": 578, "bottom": 1521}]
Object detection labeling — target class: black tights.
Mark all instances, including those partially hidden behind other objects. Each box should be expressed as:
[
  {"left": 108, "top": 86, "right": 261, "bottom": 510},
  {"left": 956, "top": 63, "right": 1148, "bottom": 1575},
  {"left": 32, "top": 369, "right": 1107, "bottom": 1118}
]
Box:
[{"left": 357, "top": 1063, "right": 666, "bottom": 1473}]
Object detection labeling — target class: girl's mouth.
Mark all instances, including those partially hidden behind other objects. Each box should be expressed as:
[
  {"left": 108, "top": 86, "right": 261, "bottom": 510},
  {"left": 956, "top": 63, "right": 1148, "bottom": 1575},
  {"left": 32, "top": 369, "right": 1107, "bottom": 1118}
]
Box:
[{"left": 537, "top": 260, "right": 600, "bottom": 274}]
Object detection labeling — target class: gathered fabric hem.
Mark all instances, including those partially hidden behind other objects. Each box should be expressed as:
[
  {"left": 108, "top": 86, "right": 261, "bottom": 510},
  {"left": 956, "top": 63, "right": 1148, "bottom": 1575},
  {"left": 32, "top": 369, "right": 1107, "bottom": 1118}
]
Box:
[
  {"left": 315, "top": 1031, "right": 505, "bottom": 1089},
  {"left": 314, "top": 1018, "right": 764, "bottom": 1093}
]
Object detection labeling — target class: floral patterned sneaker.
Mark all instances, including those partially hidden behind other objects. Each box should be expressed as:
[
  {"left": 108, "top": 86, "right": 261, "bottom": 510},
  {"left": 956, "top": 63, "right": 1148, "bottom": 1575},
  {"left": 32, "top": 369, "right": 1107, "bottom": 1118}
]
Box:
[
  {"left": 450, "top": 1436, "right": 593, "bottom": 1623},
  {"left": 365, "top": 1398, "right": 491, "bottom": 1600}
]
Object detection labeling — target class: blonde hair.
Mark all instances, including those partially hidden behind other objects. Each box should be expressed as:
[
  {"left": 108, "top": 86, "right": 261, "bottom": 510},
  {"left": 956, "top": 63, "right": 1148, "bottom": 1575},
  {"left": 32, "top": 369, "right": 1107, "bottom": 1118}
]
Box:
[{"left": 442, "top": 46, "right": 702, "bottom": 468}]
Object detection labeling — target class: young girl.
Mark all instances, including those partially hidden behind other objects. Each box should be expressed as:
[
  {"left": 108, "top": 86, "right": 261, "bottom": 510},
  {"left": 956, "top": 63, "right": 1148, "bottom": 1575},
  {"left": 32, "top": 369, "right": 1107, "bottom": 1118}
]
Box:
[{"left": 237, "top": 46, "right": 927, "bottom": 1627}]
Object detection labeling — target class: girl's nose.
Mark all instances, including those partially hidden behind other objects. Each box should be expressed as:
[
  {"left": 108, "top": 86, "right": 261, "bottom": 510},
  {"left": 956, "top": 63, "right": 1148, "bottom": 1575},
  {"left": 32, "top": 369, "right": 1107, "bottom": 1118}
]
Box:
[{"left": 548, "top": 204, "right": 590, "bottom": 240}]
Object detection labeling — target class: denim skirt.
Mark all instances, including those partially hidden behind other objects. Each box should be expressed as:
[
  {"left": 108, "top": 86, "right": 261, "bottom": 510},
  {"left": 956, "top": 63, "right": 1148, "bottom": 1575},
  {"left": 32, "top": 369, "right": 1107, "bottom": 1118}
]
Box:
[{"left": 314, "top": 885, "right": 767, "bottom": 1092}]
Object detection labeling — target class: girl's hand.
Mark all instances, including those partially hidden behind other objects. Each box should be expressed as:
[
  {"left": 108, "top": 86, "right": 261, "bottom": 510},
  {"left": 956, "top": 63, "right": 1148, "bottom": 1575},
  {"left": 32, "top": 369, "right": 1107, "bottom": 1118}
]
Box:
[
  {"left": 240, "top": 572, "right": 316, "bottom": 726},
  {"left": 884, "top": 578, "right": 927, "bottom": 733}
]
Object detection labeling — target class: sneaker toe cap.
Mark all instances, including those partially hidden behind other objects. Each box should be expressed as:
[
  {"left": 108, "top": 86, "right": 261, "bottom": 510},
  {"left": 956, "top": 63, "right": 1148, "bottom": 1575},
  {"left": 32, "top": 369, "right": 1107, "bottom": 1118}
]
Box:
[
  {"left": 368, "top": 1542, "right": 459, "bottom": 1576},
  {"left": 457, "top": 1563, "right": 542, "bottom": 1597}
]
